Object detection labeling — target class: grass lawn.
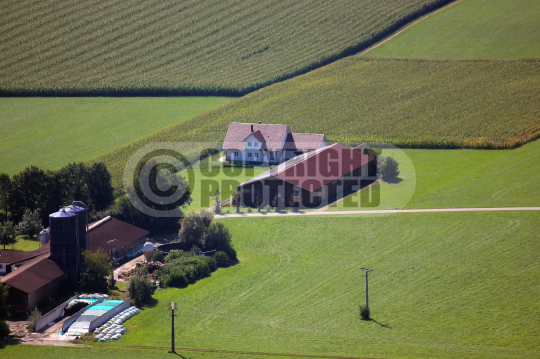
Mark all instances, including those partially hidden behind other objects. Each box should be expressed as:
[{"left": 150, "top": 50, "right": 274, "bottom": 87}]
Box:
[
  {"left": 369, "top": 0, "right": 540, "bottom": 58},
  {"left": 91, "top": 212, "right": 540, "bottom": 358},
  {"left": 0, "top": 345, "right": 293, "bottom": 359},
  {"left": 327, "top": 138, "right": 540, "bottom": 211},
  {"left": 0, "top": 97, "right": 232, "bottom": 175},
  {"left": 181, "top": 153, "right": 270, "bottom": 212},
  {"left": 3, "top": 235, "right": 41, "bottom": 251}
]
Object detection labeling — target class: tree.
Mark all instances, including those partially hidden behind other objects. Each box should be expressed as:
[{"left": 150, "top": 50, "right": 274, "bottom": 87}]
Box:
[
  {"left": 0, "top": 174, "right": 11, "bottom": 222},
  {"left": 27, "top": 307, "right": 42, "bottom": 332},
  {"left": 272, "top": 193, "right": 284, "bottom": 210},
  {"left": 212, "top": 189, "right": 222, "bottom": 214},
  {"left": 0, "top": 283, "right": 10, "bottom": 336},
  {"left": 231, "top": 190, "right": 241, "bottom": 213},
  {"left": 0, "top": 221, "right": 17, "bottom": 250},
  {"left": 16, "top": 209, "right": 43, "bottom": 237},
  {"left": 178, "top": 210, "right": 213, "bottom": 248},
  {"left": 203, "top": 222, "right": 236, "bottom": 260},
  {"left": 85, "top": 162, "right": 114, "bottom": 211},
  {"left": 254, "top": 192, "right": 263, "bottom": 212},
  {"left": 127, "top": 267, "right": 154, "bottom": 307},
  {"left": 8, "top": 166, "right": 53, "bottom": 223},
  {"left": 79, "top": 249, "right": 113, "bottom": 293},
  {"left": 377, "top": 155, "right": 400, "bottom": 180}
]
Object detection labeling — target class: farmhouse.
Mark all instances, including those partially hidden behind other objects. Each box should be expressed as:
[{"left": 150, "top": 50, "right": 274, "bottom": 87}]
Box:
[
  {"left": 223, "top": 122, "right": 329, "bottom": 163},
  {"left": 237, "top": 143, "right": 376, "bottom": 209}
]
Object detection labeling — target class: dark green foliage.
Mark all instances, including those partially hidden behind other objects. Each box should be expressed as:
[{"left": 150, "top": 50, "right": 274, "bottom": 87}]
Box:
[
  {"left": 152, "top": 250, "right": 165, "bottom": 263},
  {"left": 107, "top": 270, "right": 116, "bottom": 290},
  {"left": 178, "top": 210, "right": 213, "bottom": 248},
  {"left": 127, "top": 267, "right": 154, "bottom": 307},
  {"left": 232, "top": 191, "right": 241, "bottom": 213},
  {"left": 0, "top": 283, "right": 9, "bottom": 336},
  {"left": 177, "top": 210, "right": 237, "bottom": 260},
  {"left": 359, "top": 305, "right": 370, "bottom": 320},
  {"left": 164, "top": 250, "right": 190, "bottom": 263},
  {"left": 0, "top": 174, "right": 10, "bottom": 221},
  {"left": 377, "top": 155, "right": 400, "bottom": 180},
  {"left": 79, "top": 249, "right": 113, "bottom": 294},
  {"left": 213, "top": 251, "right": 229, "bottom": 261},
  {"left": 15, "top": 209, "right": 42, "bottom": 237},
  {"left": 0, "top": 221, "right": 16, "bottom": 250},
  {"left": 27, "top": 307, "right": 42, "bottom": 332},
  {"left": 84, "top": 162, "right": 114, "bottom": 212},
  {"left": 212, "top": 189, "right": 222, "bottom": 215},
  {"left": 158, "top": 252, "right": 217, "bottom": 288}
]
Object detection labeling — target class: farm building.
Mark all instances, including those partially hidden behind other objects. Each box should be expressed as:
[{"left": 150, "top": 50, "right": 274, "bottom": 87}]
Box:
[
  {"left": 237, "top": 143, "right": 377, "bottom": 209},
  {"left": 222, "top": 122, "right": 329, "bottom": 164},
  {"left": 88, "top": 216, "right": 149, "bottom": 260},
  {"left": 0, "top": 243, "right": 51, "bottom": 275},
  {"left": 1, "top": 252, "right": 68, "bottom": 312}
]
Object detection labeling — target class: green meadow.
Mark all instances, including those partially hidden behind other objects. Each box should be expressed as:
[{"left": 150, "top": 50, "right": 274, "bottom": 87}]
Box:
[
  {"left": 327, "top": 138, "right": 540, "bottom": 211},
  {"left": 0, "top": 97, "right": 231, "bottom": 175},
  {"left": 369, "top": 0, "right": 540, "bottom": 58},
  {"left": 88, "top": 212, "right": 540, "bottom": 359}
]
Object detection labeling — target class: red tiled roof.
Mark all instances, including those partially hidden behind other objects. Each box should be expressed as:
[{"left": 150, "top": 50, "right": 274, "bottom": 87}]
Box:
[
  {"left": 1, "top": 254, "right": 67, "bottom": 294},
  {"left": 0, "top": 242, "right": 50, "bottom": 265},
  {"left": 273, "top": 143, "right": 374, "bottom": 191},
  {"left": 244, "top": 130, "right": 266, "bottom": 143},
  {"left": 284, "top": 133, "right": 327, "bottom": 151},
  {"left": 222, "top": 123, "right": 290, "bottom": 151},
  {"left": 88, "top": 217, "right": 149, "bottom": 254}
]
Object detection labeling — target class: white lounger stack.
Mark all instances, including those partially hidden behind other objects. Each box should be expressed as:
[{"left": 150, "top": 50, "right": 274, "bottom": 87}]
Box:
[{"left": 93, "top": 307, "right": 140, "bottom": 342}]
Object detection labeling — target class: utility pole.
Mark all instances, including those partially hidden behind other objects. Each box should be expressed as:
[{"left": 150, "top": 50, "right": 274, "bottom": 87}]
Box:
[
  {"left": 169, "top": 302, "right": 178, "bottom": 353},
  {"left": 361, "top": 267, "right": 373, "bottom": 309},
  {"left": 107, "top": 239, "right": 118, "bottom": 262}
]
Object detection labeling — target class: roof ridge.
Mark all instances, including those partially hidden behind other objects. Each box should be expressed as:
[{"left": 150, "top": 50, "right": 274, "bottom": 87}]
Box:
[
  {"left": 88, "top": 216, "right": 113, "bottom": 231},
  {"left": 269, "top": 143, "right": 340, "bottom": 178}
]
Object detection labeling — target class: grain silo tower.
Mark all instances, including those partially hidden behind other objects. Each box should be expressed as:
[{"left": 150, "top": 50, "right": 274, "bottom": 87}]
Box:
[
  {"left": 69, "top": 202, "right": 89, "bottom": 252},
  {"left": 49, "top": 208, "right": 78, "bottom": 274}
]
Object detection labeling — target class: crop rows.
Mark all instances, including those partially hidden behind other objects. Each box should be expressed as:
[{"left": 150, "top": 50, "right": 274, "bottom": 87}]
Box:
[
  {"left": 0, "top": 0, "right": 453, "bottom": 95},
  {"left": 89, "top": 57, "right": 540, "bottom": 191}
]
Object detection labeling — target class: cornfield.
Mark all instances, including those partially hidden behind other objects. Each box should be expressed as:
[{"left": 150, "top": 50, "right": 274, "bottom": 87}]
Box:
[{"left": 0, "top": 0, "right": 453, "bottom": 96}]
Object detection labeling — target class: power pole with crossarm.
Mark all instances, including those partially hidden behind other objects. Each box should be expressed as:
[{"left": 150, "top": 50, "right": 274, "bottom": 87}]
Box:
[{"left": 169, "top": 302, "right": 178, "bottom": 353}]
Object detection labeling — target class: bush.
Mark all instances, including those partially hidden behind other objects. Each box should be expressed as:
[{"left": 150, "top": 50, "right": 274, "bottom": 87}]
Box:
[
  {"left": 158, "top": 254, "right": 217, "bottom": 288},
  {"left": 152, "top": 250, "right": 165, "bottom": 263},
  {"left": 359, "top": 305, "right": 370, "bottom": 320},
  {"left": 213, "top": 251, "right": 229, "bottom": 261},
  {"left": 127, "top": 267, "right": 154, "bottom": 307},
  {"left": 165, "top": 249, "right": 189, "bottom": 263},
  {"left": 0, "top": 321, "right": 10, "bottom": 337},
  {"left": 27, "top": 307, "right": 42, "bottom": 332},
  {"left": 377, "top": 155, "right": 400, "bottom": 180}
]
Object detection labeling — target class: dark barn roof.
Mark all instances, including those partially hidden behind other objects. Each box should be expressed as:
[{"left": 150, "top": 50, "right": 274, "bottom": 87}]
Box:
[
  {"left": 0, "top": 242, "right": 50, "bottom": 265},
  {"left": 88, "top": 216, "right": 149, "bottom": 253},
  {"left": 1, "top": 254, "right": 67, "bottom": 294},
  {"left": 240, "top": 143, "right": 374, "bottom": 192}
]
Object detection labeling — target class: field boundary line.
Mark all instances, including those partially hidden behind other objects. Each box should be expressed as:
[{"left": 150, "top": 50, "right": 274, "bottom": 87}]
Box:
[
  {"left": 358, "top": 0, "right": 463, "bottom": 56},
  {"left": 215, "top": 207, "right": 540, "bottom": 218},
  {"left": 108, "top": 345, "right": 382, "bottom": 359}
]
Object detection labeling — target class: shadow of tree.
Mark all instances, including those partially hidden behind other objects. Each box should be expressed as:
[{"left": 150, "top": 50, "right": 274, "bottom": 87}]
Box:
[{"left": 382, "top": 176, "right": 403, "bottom": 184}]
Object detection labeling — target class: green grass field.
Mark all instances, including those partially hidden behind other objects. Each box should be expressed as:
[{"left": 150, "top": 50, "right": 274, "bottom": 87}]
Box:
[
  {"left": 326, "top": 138, "right": 540, "bottom": 211},
  {"left": 4, "top": 236, "right": 41, "bottom": 251},
  {"left": 93, "top": 57, "right": 540, "bottom": 191},
  {"left": 0, "top": 0, "right": 451, "bottom": 95},
  {"left": 0, "top": 97, "right": 231, "bottom": 175},
  {"left": 369, "top": 0, "right": 540, "bottom": 58},
  {"left": 82, "top": 212, "right": 540, "bottom": 358}
]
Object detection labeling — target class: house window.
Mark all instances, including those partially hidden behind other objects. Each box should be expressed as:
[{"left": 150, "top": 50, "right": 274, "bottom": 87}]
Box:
[
  {"left": 254, "top": 142, "right": 258, "bottom": 147},
  {"left": 248, "top": 142, "right": 252, "bottom": 146},
  {"left": 255, "top": 153, "right": 259, "bottom": 158},
  {"left": 234, "top": 151, "right": 239, "bottom": 156},
  {"left": 248, "top": 153, "right": 252, "bottom": 157},
  {"left": 270, "top": 152, "right": 274, "bottom": 160}
]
